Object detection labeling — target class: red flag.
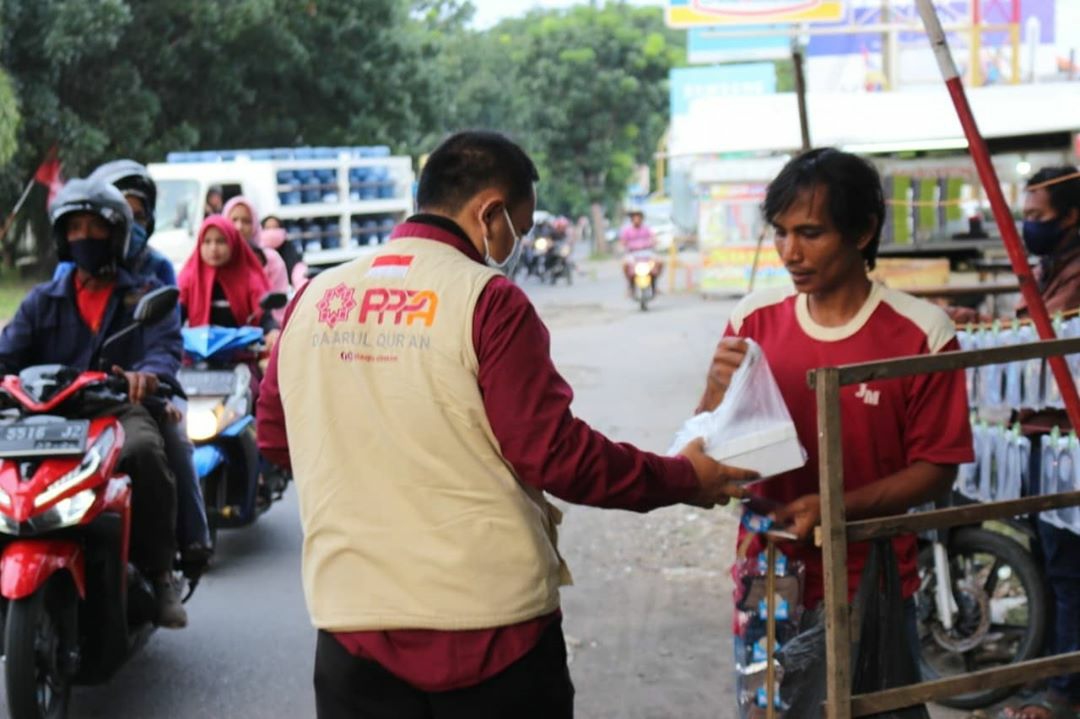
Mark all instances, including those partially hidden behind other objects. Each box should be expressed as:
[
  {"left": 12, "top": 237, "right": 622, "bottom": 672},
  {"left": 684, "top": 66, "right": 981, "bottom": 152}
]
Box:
[{"left": 32, "top": 146, "right": 63, "bottom": 206}]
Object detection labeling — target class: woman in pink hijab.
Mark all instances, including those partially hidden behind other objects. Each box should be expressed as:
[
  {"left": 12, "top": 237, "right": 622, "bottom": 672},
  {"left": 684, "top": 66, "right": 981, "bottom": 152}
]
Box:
[{"left": 223, "top": 197, "right": 289, "bottom": 323}]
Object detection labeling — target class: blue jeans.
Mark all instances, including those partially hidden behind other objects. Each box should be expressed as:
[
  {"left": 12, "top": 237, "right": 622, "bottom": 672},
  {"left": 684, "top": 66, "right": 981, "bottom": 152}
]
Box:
[
  {"left": 160, "top": 400, "right": 211, "bottom": 550},
  {"left": 1029, "top": 439, "right": 1080, "bottom": 703},
  {"left": 1038, "top": 520, "right": 1080, "bottom": 703}
]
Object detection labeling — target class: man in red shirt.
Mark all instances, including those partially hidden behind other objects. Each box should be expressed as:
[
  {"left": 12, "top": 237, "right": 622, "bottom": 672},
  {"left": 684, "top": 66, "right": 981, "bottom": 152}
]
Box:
[
  {"left": 698, "top": 149, "right": 973, "bottom": 634},
  {"left": 257, "top": 131, "right": 754, "bottom": 718}
]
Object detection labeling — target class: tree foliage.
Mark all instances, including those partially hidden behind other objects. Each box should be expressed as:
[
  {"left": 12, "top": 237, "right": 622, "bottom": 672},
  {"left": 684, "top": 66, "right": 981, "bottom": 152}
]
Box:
[
  {"left": 512, "top": 5, "right": 682, "bottom": 220},
  {"left": 420, "top": 3, "right": 682, "bottom": 222},
  {"left": 0, "top": 0, "right": 444, "bottom": 208},
  {"left": 0, "top": 68, "right": 19, "bottom": 168},
  {"left": 0, "top": 0, "right": 680, "bottom": 260}
]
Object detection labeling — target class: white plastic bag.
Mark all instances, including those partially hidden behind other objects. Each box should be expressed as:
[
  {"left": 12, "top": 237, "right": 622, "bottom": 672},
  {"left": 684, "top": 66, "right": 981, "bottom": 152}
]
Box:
[
  {"left": 1017, "top": 325, "right": 1044, "bottom": 409},
  {"left": 956, "top": 329, "right": 979, "bottom": 404},
  {"left": 955, "top": 417, "right": 981, "bottom": 501},
  {"left": 978, "top": 325, "right": 1006, "bottom": 413},
  {"left": 669, "top": 339, "right": 806, "bottom": 477}
]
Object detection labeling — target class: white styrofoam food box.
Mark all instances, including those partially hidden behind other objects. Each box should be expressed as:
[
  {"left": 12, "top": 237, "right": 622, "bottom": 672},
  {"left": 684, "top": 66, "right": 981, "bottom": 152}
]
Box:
[{"left": 706, "top": 422, "right": 804, "bottom": 479}]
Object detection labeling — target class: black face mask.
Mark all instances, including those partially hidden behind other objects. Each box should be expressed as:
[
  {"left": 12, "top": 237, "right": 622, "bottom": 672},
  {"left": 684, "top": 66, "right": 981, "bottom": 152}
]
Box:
[{"left": 69, "top": 239, "right": 116, "bottom": 278}]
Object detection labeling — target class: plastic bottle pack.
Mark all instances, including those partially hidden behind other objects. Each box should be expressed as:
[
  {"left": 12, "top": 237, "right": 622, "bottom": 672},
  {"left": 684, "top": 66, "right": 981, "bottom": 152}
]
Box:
[{"left": 732, "top": 512, "right": 805, "bottom": 719}]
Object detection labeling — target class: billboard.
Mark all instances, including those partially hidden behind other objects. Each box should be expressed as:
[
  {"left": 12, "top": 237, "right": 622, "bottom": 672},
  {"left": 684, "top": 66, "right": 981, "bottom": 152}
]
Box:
[
  {"left": 667, "top": 0, "right": 845, "bottom": 29},
  {"left": 670, "top": 63, "right": 778, "bottom": 118},
  {"left": 688, "top": 25, "right": 792, "bottom": 63}
]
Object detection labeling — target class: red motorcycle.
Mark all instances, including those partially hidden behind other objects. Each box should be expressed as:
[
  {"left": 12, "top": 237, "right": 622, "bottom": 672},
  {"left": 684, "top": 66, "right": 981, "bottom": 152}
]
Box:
[{"left": 0, "top": 287, "right": 187, "bottom": 719}]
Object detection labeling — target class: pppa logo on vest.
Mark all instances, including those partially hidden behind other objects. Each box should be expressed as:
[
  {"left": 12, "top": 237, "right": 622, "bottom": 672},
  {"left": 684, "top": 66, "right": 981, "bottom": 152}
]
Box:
[{"left": 311, "top": 257, "right": 439, "bottom": 360}]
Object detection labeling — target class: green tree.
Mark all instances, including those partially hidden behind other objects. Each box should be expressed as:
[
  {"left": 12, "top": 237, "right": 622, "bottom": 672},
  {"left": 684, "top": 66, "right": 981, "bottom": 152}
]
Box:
[
  {"left": 509, "top": 4, "right": 683, "bottom": 249},
  {"left": 0, "top": 0, "right": 443, "bottom": 269},
  {"left": 0, "top": 70, "right": 19, "bottom": 168}
]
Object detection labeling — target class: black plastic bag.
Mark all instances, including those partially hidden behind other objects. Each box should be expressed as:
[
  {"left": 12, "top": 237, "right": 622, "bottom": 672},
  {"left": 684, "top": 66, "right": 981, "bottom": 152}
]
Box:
[
  {"left": 850, "top": 540, "right": 930, "bottom": 718},
  {"left": 777, "top": 540, "right": 929, "bottom": 718}
]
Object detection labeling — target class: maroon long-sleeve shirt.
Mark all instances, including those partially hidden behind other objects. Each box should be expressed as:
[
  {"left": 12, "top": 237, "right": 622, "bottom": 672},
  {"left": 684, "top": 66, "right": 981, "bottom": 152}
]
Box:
[{"left": 257, "top": 215, "right": 699, "bottom": 691}]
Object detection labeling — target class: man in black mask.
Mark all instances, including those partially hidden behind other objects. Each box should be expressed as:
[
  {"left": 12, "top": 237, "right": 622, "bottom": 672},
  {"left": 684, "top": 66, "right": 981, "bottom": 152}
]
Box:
[
  {"left": 0, "top": 178, "right": 188, "bottom": 628},
  {"left": 1003, "top": 166, "right": 1080, "bottom": 719},
  {"left": 1015, "top": 166, "right": 1080, "bottom": 318}
]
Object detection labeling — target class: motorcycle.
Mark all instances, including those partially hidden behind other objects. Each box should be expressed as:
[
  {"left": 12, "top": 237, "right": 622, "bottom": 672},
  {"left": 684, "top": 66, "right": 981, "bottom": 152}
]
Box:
[
  {"left": 537, "top": 236, "right": 573, "bottom": 286},
  {"left": 179, "top": 294, "right": 289, "bottom": 544},
  {"left": 0, "top": 287, "right": 187, "bottom": 719},
  {"left": 626, "top": 251, "right": 660, "bottom": 311},
  {"left": 916, "top": 493, "right": 1047, "bottom": 709},
  {"left": 515, "top": 237, "right": 544, "bottom": 283}
]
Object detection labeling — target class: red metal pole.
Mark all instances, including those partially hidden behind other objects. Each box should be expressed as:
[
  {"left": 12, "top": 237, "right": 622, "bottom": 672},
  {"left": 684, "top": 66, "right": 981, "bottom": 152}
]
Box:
[{"left": 916, "top": 0, "right": 1080, "bottom": 431}]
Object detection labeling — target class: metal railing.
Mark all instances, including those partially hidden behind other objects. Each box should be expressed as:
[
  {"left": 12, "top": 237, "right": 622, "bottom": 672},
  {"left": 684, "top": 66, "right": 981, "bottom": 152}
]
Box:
[{"left": 809, "top": 336, "right": 1080, "bottom": 718}]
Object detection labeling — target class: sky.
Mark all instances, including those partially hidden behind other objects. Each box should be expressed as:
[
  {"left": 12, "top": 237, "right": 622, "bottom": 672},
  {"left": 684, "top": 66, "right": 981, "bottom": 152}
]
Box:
[{"left": 469, "top": 0, "right": 666, "bottom": 29}]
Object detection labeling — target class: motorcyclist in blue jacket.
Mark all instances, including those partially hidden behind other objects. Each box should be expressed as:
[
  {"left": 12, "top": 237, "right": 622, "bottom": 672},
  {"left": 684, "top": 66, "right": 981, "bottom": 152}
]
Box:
[
  {"left": 54, "top": 161, "right": 213, "bottom": 569},
  {"left": 0, "top": 178, "right": 188, "bottom": 628}
]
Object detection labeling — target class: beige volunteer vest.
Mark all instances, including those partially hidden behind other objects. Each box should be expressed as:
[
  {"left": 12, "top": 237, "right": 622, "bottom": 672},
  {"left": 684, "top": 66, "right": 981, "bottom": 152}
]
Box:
[{"left": 278, "top": 237, "right": 570, "bottom": 631}]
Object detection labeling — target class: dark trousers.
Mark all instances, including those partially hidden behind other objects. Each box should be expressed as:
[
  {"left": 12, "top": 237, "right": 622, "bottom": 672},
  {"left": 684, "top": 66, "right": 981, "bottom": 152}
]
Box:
[
  {"left": 115, "top": 405, "right": 177, "bottom": 575},
  {"left": 1039, "top": 520, "right": 1080, "bottom": 703},
  {"left": 1029, "top": 438, "right": 1080, "bottom": 703},
  {"left": 313, "top": 621, "right": 575, "bottom": 719}
]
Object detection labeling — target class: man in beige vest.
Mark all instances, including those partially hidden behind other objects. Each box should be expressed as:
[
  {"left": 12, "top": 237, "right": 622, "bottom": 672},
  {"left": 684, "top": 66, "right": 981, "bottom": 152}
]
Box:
[{"left": 257, "top": 131, "right": 753, "bottom": 719}]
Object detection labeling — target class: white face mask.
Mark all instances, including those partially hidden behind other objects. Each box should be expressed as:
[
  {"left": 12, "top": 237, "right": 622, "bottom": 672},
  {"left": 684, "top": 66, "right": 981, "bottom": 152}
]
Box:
[{"left": 482, "top": 207, "right": 523, "bottom": 276}]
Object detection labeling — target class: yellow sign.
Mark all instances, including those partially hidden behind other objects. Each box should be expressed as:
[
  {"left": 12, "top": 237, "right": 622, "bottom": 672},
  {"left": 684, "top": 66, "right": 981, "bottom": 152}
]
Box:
[
  {"left": 666, "top": 0, "right": 845, "bottom": 29},
  {"left": 700, "top": 245, "right": 790, "bottom": 295}
]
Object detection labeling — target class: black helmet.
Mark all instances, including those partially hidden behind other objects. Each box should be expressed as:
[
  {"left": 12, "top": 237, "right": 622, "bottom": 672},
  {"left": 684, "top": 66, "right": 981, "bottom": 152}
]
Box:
[
  {"left": 49, "top": 177, "right": 132, "bottom": 266},
  {"left": 89, "top": 159, "right": 157, "bottom": 235}
]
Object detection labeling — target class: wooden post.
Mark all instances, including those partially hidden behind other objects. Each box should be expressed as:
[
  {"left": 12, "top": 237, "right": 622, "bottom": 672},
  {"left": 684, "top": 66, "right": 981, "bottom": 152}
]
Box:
[
  {"left": 970, "top": 0, "right": 982, "bottom": 87},
  {"left": 792, "top": 38, "right": 812, "bottom": 151},
  {"left": 816, "top": 367, "right": 851, "bottom": 719}
]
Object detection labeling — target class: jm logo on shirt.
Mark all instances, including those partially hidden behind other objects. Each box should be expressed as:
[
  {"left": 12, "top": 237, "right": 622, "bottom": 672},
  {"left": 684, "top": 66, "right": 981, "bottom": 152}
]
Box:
[{"left": 855, "top": 383, "right": 881, "bottom": 407}]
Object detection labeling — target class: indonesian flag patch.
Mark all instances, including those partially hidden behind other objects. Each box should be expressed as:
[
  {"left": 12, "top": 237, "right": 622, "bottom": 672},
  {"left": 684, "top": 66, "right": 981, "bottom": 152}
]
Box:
[{"left": 366, "top": 254, "right": 413, "bottom": 279}]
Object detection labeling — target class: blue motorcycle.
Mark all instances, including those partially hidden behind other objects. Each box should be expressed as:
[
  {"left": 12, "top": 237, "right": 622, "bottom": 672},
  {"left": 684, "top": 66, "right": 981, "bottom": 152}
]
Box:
[{"left": 178, "top": 325, "right": 287, "bottom": 543}]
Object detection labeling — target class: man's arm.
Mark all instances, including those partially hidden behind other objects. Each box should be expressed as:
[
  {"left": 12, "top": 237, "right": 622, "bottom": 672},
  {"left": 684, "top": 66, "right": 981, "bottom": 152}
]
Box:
[
  {"left": 131, "top": 295, "right": 182, "bottom": 379},
  {"left": 773, "top": 461, "right": 957, "bottom": 540},
  {"left": 0, "top": 290, "right": 42, "bottom": 376},
  {"left": 474, "top": 277, "right": 747, "bottom": 512},
  {"left": 151, "top": 251, "right": 177, "bottom": 287},
  {"left": 256, "top": 282, "right": 312, "bottom": 471},
  {"left": 777, "top": 335, "right": 974, "bottom": 540}
]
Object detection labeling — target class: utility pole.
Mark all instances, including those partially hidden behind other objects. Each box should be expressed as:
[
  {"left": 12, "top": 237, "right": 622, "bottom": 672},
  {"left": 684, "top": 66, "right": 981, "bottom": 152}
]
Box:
[
  {"left": 792, "top": 36, "right": 811, "bottom": 151},
  {"left": 881, "top": 0, "right": 898, "bottom": 89}
]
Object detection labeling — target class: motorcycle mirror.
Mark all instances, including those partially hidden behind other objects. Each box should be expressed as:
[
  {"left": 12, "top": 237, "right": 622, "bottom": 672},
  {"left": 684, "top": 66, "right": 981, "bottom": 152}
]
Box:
[
  {"left": 133, "top": 286, "right": 180, "bottom": 324},
  {"left": 98, "top": 287, "right": 179, "bottom": 369},
  {"left": 260, "top": 292, "right": 288, "bottom": 312}
]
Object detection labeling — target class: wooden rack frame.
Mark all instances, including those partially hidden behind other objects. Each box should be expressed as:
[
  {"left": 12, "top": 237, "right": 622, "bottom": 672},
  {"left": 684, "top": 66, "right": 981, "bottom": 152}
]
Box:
[{"left": 808, "top": 336, "right": 1080, "bottom": 718}]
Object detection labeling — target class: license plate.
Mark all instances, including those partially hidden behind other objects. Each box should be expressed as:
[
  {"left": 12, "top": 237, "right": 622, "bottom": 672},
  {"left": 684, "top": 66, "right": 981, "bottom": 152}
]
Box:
[
  {"left": 178, "top": 369, "right": 235, "bottom": 397},
  {"left": 0, "top": 419, "right": 90, "bottom": 458},
  {"left": 634, "top": 274, "right": 652, "bottom": 289}
]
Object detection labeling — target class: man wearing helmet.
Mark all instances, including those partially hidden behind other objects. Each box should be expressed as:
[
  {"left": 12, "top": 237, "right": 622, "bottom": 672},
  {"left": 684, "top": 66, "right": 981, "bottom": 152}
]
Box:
[
  {"left": 89, "top": 159, "right": 176, "bottom": 287},
  {"left": 0, "top": 177, "right": 188, "bottom": 628},
  {"left": 84, "top": 160, "right": 213, "bottom": 570}
]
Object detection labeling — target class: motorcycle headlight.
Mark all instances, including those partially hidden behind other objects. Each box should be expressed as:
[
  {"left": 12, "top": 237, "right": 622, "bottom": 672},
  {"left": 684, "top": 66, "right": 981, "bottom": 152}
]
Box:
[
  {"left": 534, "top": 238, "right": 550, "bottom": 252},
  {"left": 634, "top": 262, "right": 652, "bottom": 276},
  {"left": 51, "top": 488, "right": 96, "bottom": 525},
  {"left": 187, "top": 400, "right": 222, "bottom": 442},
  {"left": 28, "top": 488, "right": 97, "bottom": 532},
  {"left": 33, "top": 426, "right": 114, "bottom": 509},
  {"left": 558, "top": 244, "right": 571, "bottom": 258}
]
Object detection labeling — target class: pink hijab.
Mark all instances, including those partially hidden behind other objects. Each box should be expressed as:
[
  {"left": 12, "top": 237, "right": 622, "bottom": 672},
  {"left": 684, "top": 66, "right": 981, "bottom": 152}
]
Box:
[{"left": 223, "top": 195, "right": 289, "bottom": 300}]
